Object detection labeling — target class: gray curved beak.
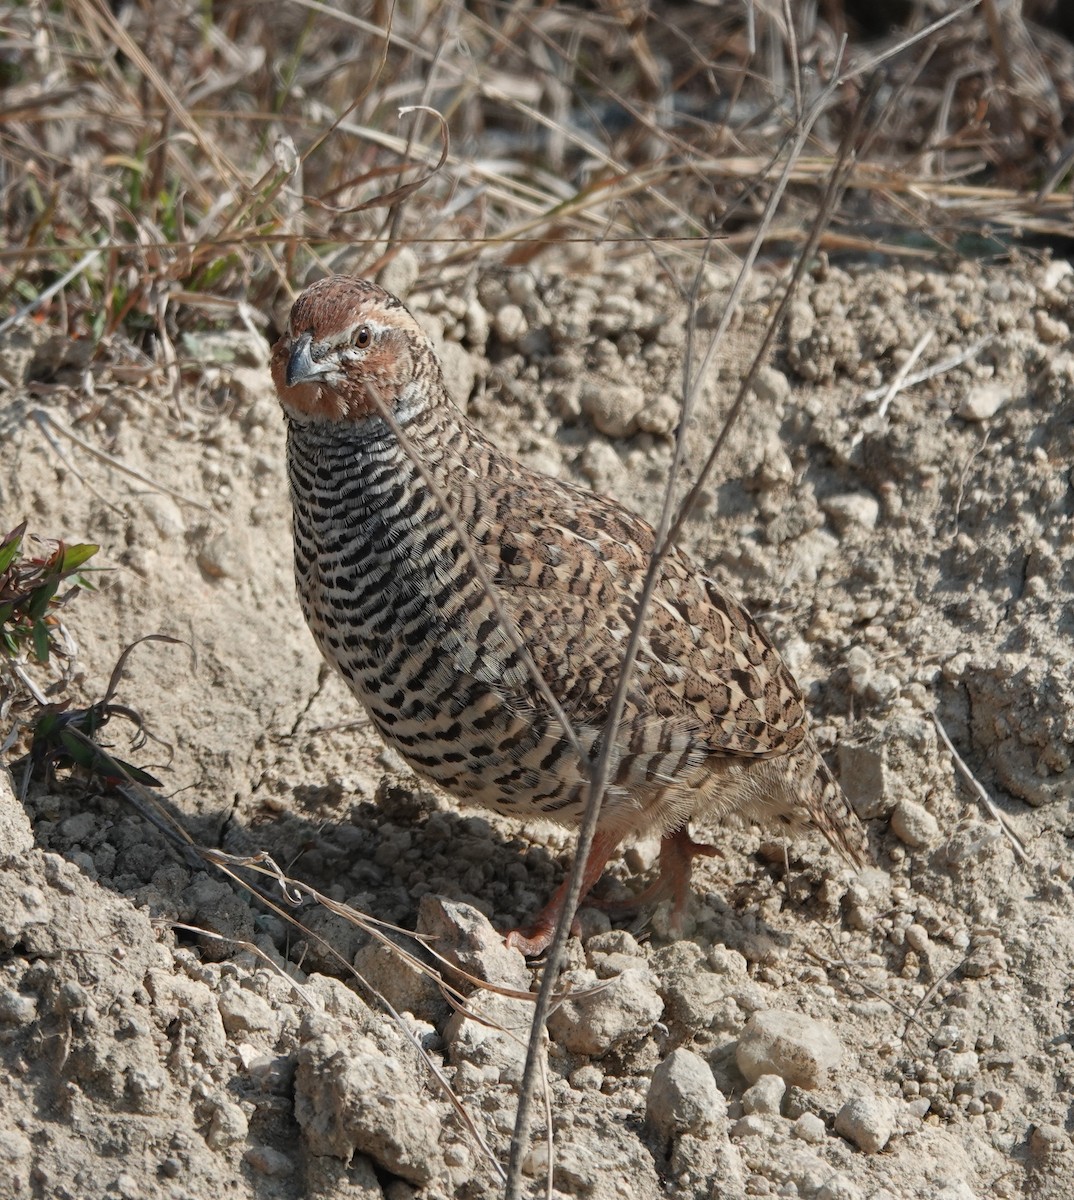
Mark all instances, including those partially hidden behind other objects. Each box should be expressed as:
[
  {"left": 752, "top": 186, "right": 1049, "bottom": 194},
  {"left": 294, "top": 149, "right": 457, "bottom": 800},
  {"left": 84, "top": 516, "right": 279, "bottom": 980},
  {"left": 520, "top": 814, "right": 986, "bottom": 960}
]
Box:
[{"left": 286, "top": 332, "right": 329, "bottom": 388}]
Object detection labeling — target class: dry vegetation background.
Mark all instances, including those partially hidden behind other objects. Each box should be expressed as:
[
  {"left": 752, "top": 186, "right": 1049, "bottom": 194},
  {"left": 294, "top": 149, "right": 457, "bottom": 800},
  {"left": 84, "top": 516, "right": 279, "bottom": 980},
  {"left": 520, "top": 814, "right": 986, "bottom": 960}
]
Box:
[{"left": 1, "top": 2, "right": 1074, "bottom": 1199}]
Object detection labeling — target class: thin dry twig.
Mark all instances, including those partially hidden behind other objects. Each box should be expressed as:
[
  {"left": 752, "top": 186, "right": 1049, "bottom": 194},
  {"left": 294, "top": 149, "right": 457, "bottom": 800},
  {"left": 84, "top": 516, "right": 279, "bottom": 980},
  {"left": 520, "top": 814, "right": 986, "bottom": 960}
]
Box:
[
  {"left": 508, "top": 37, "right": 875, "bottom": 1200},
  {"left": 876, "top": 330, "right": 935, "bottom": 420},
  {"left": 31, "top": 411, "right": 212, "bottom": 512},
  {"left": 861, "top": 335, "right": 993, "bottom": 402},
  {"left": 931, "top": 712, "right": 1030, "bottom": 864}
]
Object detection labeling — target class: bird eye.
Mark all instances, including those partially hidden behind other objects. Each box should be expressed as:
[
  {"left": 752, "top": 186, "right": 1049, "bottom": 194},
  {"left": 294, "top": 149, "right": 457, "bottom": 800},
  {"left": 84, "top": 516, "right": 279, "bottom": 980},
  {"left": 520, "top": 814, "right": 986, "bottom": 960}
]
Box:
[{"left": 353, "top": 324, "right": 372, "bottom": 348}]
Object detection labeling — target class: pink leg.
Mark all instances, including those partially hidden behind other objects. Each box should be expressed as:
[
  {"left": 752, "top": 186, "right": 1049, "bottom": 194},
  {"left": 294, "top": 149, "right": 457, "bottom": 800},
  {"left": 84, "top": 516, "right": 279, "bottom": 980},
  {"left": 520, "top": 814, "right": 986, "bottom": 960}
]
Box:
[
  {"left": 596, "top": 827, "right": 722, "bottom": 934},
  {"left": 505, "top": 829, "right": 623, "bottom": 957}
]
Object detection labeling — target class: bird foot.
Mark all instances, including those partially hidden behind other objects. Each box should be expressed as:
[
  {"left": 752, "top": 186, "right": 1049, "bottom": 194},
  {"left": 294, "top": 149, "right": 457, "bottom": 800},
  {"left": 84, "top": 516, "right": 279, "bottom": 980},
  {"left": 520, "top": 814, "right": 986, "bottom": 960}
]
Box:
[
  {"left": 596, "top": 828, "right": 722, "bottom": 932},
  {"left": 505, "top": 828, "right": 720, "bottom": 953},
  {"left": 503, "top": 830, "right": 623, "bottom": 957}
]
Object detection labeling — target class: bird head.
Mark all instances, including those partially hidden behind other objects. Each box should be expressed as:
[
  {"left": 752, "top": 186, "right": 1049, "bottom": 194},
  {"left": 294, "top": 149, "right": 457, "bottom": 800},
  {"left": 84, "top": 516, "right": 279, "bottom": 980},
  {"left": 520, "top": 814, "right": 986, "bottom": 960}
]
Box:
[{"left": 271, "top": 275, "right": 434, "bottom": 424}]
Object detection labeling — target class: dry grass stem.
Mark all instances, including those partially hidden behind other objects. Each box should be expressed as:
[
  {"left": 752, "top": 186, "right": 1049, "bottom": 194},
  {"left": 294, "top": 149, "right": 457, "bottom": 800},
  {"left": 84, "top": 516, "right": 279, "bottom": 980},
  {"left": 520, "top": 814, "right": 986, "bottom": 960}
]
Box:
[
  {"left": 876, "top": 330, "right": 935, "bottom": 420},
  {"left": 931, "top": 713, "right": 1030, "bottom": 865}
]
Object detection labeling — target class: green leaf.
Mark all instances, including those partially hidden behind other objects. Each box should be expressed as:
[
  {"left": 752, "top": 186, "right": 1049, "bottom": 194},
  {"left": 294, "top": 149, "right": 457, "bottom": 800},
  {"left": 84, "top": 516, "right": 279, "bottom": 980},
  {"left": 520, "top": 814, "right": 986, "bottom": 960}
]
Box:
[
  {"left": 111, "top": 758, "right": 163, "bottom": 788},
  {"left": 25, "top": 580, "right": 58, "bottom": 620},
  {"left": 59, "top": 542, "right": 98, "bottom": 574},
  {"left": 31, "top": 620, "right": 50, "bottom": 664},
  {"left": 0, "top": 532, "right": 23, "bottom": 574},
  {"left": 58, "top": 728, "right": 97, "bottom": 769}
]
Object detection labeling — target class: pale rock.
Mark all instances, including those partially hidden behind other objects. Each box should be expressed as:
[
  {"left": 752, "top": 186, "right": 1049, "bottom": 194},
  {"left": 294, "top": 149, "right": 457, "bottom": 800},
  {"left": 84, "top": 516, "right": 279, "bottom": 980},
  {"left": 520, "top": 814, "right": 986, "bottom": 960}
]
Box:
[
  {"left": 635, "top": 392, "right": 680, "bottom": 436},
  {"left": 730, "top": 1113, "right": 772, "bottom": 1139},
  {"left": 1042, "top": 260, "right": 1073, "bottom": 291},
  {"left": 0, "top": 768, "right": 33, "bottom": 858},
  {"left": 835, "top": 1092, "right": 895, "bottom": 1153},
  {"left": 957, "top": 382, "right": 1009, "bottom": 421},
  {"left": 492, "top": 303, "right": 527, "bottom": 345},
  {"left": 752, "top": 364, "right": 791, "bottom": 405},
  {"left": 838, "top": 735, "right": 892, "bottom": 820},
  {"left": 207, "top": 1098, "right": 249, "bottom": 1149},
  {"left": 736, "top": 1009, "right": 843, "bottom": 1089},
  {"left": 217, "top": 981, "right": 279, "bottom": 1037},
  {"left": 444, "top": 990, "right": 531, "bottom": 1086},
  {"left": 816, "top": 1174, "right": 863, "bottom": 1200},
  {"left": 464, "top": 299, "right": 490, "bottom": 350},
  {"left": 416, "top": 896, "right": 529, "bottom": 991},
  {"left": 646, "top": 1048, "right": 724, "bottom": 1139},
  {"left": 548, "top": 966, "right": 663, "bottom": 1056},
  {"left": 822, "top": 492, "right": 880, "bottom": 533},
  {"left": 579, "top": 379, "right": 646, "bottom": 437},
  {"left": 438, "top": 340, "right": 478, "bottom": 409},
  {"left": 376, "top": 247, "right": 419, "bottom": 299},
  {"left": 845, "top": 646, "right": 875, "bottom": 696},
  {"left": 244, "top": 1146, "right": 293, "bottom": 1177},
  {"left": 1029, "top": 1123, "right": 1069, "bottom": 1159},
  {"left": 937, "top": 1049, "right": 979, "bottom": 1081},
  {"left": 793, "top": 1113, "right": 827, "bottom": 1143},
  {"left": 742, "top": 1073, "right": 785, "bottom": 1116},
  {"left": 141, "top": 493, "right": 186, "bottom": 540},
  {"left": 295, "top": 1031, "right": 442, "bottom": 1183},
  {"left": 890, "top": 798, "right": 940, "bottom": 849}
]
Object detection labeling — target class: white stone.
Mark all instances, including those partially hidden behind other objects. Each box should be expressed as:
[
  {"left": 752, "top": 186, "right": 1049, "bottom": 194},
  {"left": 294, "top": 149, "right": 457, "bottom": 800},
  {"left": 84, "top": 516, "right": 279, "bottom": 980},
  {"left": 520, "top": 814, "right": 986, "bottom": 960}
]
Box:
[
  {"left": 957, "top": 382, "right": 1009, "bottom": 421},
  {"left": 742, "top": 1073, "right": 785, "bottom": 1116},
  {"left": 492, "top": 303, "right": 527, "bottom": 344},
  {"left": 816, "top": 1174, "right": 863, "bottom": 1200},
  {"left": 822, "top": 492, "right": 880, "bottom": 533},
  {"left": 548, "top": 966, "right": 663, "bottom": 1056},
  {"left": 376, "top": 247, "right": 419, "bottom": 298},
  {"left": 0, "top": 768, "right": 33, "bottom": 858},
  {"left": 736, "top": 1009, "right": 843, "bottom": 1089},
  {"left": 579, "top": 380, "right": 646, "bottom": 437},
  {"left": 890, "top": 799, "right": 940, "bottom": 849},
  {"left": 835, "top": 1092, "right": 895, "bottom": 1153},
  {"left": 793, "top": 1112, "right": 827, "bottom": 1143},
  {"left": 646, "top": 1048, "right": 724, "bottom": 1138},
  {"left": 443, "top": 991, "right": 531, "bottom": 1085}
]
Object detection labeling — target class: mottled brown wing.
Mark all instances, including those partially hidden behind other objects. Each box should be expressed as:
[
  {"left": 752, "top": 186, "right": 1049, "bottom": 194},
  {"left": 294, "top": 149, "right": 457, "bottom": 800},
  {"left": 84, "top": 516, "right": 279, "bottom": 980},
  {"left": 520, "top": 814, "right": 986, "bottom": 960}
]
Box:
[{"left": 475, "top": 474, "right": 808, "bottom": 761}]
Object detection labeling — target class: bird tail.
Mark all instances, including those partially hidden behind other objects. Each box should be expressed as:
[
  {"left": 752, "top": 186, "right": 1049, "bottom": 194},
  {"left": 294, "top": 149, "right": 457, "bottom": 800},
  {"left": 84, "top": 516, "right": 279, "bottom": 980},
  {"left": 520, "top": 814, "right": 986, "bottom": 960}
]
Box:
[{"left": 804, "top": 743, "right": 870, "bottom": 868}]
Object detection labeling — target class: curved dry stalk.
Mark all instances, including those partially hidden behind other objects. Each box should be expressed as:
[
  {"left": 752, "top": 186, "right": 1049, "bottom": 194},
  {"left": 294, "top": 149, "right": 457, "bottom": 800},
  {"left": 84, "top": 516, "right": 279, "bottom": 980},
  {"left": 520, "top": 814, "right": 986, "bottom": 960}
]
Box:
[
  {"left": 931, "top": 712, "right": 1029, "bottom": 864},
  {"left": 505, "top": 44, "right": 873, "bottom": 1200},
  {"left": 31, "top": 411, "right": 212, "bottom": 512},
  {"left": 104, "top": 783, "right": 518, "bottom": 1183}
]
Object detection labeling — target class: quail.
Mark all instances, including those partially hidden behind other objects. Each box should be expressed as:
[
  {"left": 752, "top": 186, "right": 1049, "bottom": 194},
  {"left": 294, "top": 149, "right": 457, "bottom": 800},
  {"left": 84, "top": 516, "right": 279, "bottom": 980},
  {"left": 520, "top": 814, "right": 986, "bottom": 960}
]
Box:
[{"left": 271, "top": 275, "right": 868, "bottom": 955}]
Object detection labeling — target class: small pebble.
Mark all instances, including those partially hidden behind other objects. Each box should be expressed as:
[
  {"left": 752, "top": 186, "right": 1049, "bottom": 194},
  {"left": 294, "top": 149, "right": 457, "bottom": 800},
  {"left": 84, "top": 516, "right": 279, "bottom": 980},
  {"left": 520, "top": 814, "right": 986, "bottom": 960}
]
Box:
[
  {"left": 837, "top": 739, "right": 892, "bottom": 820},
  {"left": 1029, "top": 1123, "right": 1069, "bottom": 1158},
  {"left": 548, "top": 966, "right": 663, "bottom": 1056},
  {"left": 822, "top": 492, "right": 880, "bottom": 533},
  {"left": 834, "top": 1093, "right": 895, "bottom": 1154},
  {"left": 492, "top": 304, "right": 527, "bottom": 345},
  {"left": 904, "top": 924, "right": 930, "bottom": 953},
  {"left": 377, "top": 247, "right": 419, "bottom": 298},
  {"left": 957, "top": 383, "right": 1009, "bottom": 421},
  {"left": 793, "top": 1113, "right": 827, "bottom": 1144},
  {"left": 890, "top": 799, "right": 940, "bottom": 849},
  {"left": 736, "top": 1009, "right": 843, "bottom": 1089},
  {"left": 731, "top": 1114, "right": 770, "bottom": 1139},
  {"left": 646, "top": 1048, "right": 724, "bottom": 1139},
  {"left": 244, "top": 1145, "right": 293, "bottom": 1177},
  {"left": 816, "top": 1175, "right": 862, "bottom": 1200},
  {"left": 742, "top": 1074, "right": 786, "bottom": 1116}
]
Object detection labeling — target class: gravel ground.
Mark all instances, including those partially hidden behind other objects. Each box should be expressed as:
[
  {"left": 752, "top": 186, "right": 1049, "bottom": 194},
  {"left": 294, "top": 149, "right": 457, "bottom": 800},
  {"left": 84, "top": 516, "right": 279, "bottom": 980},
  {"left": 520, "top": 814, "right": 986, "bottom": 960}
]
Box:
[{"left": 1, "top": 251, "right": 1072, "bottom": 1199}]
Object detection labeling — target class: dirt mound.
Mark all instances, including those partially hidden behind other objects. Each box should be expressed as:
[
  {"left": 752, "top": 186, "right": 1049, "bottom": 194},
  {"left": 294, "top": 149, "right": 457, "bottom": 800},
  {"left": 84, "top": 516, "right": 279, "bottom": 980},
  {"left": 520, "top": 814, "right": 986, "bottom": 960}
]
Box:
[{"left": 2, "top": 256, "right": 1072, "bottom": 1198}]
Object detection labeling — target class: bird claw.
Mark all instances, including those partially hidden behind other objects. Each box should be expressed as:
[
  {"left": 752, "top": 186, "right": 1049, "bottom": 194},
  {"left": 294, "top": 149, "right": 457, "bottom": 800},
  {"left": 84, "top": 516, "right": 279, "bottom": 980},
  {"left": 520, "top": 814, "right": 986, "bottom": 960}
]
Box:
[{"left": 504, "top": 910, "right": 583, "bottom": 958}]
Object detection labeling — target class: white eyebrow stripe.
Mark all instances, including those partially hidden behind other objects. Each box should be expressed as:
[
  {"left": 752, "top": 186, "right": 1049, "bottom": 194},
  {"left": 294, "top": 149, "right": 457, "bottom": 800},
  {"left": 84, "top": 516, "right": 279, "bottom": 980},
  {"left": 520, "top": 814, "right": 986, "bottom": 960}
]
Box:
[{"left": 321, "top": 317, "right": 395, "bottom": 351}]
